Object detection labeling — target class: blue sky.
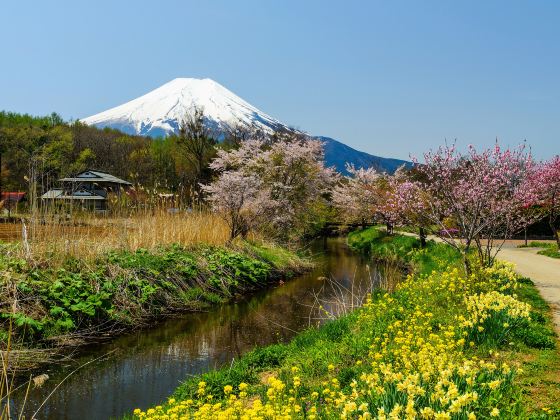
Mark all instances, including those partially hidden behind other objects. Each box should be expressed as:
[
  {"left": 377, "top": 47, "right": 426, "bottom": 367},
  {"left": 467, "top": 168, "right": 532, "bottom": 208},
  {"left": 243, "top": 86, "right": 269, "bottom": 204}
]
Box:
[{"left": 1, "top": 0, "right": 558, "bottom": 160}]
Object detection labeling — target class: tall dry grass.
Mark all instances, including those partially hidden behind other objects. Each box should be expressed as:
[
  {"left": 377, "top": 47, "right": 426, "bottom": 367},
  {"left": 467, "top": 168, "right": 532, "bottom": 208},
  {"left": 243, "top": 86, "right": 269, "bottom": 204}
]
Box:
[
  {"left": 4, "top": 209, "right": 235, "bottom": 266},
  {"left": 310, "top": 260, "right": 403, "bottom": 321}
]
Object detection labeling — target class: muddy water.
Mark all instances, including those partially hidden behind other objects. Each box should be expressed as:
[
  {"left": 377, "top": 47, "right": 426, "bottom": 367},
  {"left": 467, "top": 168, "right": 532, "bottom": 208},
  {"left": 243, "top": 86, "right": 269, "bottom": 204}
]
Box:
[{"left": 11, "top": 237, "right": 382, "bottom": 420}]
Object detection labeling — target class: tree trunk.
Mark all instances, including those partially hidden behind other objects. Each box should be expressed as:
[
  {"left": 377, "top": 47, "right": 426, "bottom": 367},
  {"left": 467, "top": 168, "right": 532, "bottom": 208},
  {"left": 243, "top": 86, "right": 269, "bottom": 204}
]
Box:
[
  {"left": 0, "top": 151, "right": 2, "bottom": 211},
  {"left": 463, "top": 254, "right": 472, "bottom": 276},
  {"left": 550, "top": 212, "right": 560, "bottom": 247},
  {"left": 474, "top": 237, "right": 484, "bottom": 266},
  {"left": 386, "top": 222, "right": 393, "bottom": 235},
  {"left": 462, "top": 239, "right": 473, "bottom": 276},
  {"left": 419, "top": 226, "right": 427, "bottom": 248}
]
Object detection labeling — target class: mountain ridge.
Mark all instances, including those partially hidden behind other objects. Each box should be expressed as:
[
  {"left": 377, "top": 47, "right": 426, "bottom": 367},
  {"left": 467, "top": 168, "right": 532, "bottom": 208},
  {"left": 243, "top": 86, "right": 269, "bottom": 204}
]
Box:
[{"left": 82, "top": 78, "right": 409, "bottom": 174}]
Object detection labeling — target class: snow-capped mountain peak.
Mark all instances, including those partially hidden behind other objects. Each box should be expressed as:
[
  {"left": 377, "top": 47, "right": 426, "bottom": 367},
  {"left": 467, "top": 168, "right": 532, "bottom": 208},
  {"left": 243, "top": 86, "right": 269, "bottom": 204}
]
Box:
[
  {"left": 81, "top": 78, "right": 410, "bottom": 174},
  {"left": 81, "top": 78, "right": 286, "bottom": 137}
]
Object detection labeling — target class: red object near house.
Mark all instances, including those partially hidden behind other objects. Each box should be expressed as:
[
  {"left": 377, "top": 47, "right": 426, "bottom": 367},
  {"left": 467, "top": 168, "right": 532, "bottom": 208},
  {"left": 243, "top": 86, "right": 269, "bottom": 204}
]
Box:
[
  {"left": 1, "top": 192, "right": 26, "bottom": 216},
  {"left": 1, "top": 192, "right": 26, "bottom": 204}
]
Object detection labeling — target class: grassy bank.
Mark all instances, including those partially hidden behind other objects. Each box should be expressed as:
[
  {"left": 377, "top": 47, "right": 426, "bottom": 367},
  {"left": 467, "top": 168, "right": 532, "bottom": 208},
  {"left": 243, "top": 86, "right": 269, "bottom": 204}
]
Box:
[
  {"left": 0, "top": 240, "right": 309, "bottom": 369},
  {"left": 518, "top": 241, "right": 560, "bottom": 259},
  {"left": 132, "top": 227, "right": 559, "bottom": 419},
  {"left": 347, "top": 226, "right": 461, "bottom": 275}
]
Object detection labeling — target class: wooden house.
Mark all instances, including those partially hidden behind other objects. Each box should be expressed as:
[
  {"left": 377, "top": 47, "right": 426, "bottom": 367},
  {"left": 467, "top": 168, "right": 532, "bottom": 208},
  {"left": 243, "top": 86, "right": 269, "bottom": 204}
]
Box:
[{"left": 41, "top": 170, "right": 132, "bottom": 211}]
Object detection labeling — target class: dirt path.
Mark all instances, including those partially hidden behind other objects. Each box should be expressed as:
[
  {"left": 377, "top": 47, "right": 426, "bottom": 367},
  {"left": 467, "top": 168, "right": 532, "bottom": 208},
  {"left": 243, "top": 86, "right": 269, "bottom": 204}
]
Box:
[{"left": 497, "top": 247, "right": 560, "bottom": 334}]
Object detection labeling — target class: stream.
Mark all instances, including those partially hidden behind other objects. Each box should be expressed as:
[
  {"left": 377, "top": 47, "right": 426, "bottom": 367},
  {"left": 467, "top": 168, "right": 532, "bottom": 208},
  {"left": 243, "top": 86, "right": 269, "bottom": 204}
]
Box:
[{"left": 11, "top": 237, "right": 383, "bottom": 419}]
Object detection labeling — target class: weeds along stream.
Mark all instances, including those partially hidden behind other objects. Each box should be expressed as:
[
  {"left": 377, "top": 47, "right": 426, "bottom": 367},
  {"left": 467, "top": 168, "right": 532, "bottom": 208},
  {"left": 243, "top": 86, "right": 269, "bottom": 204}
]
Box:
[{"left": 6, "top": 237, "right": 393, "bottom": 420}]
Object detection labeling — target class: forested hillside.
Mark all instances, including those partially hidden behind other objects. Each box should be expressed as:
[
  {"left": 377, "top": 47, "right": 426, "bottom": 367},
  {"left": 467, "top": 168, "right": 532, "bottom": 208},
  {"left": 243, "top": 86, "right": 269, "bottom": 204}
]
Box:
[{"left": 0, "top": 110, "right": 215, "bottom": 197}]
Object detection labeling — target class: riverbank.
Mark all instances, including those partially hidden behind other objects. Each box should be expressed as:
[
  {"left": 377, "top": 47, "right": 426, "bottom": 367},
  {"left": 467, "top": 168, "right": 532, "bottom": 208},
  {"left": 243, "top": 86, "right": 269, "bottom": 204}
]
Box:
[
  {"left": 133, "top": 228, "right": 560, "bottom": 419},
  {"left": 0, "top": 240, "right": 310, "bottom": 371},
  {"left": 8, "top": 237, "right": 374, "bottom": 419}
]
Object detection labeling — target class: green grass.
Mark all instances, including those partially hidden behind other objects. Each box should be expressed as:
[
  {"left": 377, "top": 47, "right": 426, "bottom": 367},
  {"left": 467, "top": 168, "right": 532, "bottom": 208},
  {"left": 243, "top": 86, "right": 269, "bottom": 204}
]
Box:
[
  {"left": 345, "top": 225, "right": 387, "bottom": 252},
  {"left": 394, "top": 224, "right": 439, "bottom": 235},
  {"left": 517, "top": 241, "right": 560, "bottom": 259},
  {"left": 501, "top": 276, "right": 560, "bottom": 417},
  {"left": 171, "top": 309, "right": 367, "bottom": 402},
  {"left": 538, "top": 245, "right": 560, "bottom": 259},
  {"left": 241, "top": 241, "right": 312, "bottom": 274},
  {"left": 0, "top": 242, "right": 308, "bottom": 352},
  {"left": 348, "top": 226, "right": 463, "bottom": 275}
]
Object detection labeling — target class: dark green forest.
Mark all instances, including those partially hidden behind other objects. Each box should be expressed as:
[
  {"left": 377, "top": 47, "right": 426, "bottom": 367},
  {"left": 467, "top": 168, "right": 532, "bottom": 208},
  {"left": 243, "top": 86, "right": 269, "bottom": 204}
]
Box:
[{"left": 0, "top": 110, "right": 223, "bottom": 201}]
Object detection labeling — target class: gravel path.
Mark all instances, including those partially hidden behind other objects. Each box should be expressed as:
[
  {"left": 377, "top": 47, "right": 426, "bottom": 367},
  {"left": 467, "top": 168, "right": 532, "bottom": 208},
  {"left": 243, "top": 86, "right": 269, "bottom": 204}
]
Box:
[{"left": 497, "top": 247, "right": 560, "bottom": 334}]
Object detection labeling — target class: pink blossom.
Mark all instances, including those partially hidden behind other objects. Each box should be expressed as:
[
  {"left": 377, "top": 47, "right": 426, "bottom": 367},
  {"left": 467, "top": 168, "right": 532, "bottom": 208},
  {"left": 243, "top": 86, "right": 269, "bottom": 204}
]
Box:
[
  {"left": 390, "top": 143, "right": 540, "bottom": 271},
  {"left": 203, "top": 136, "right": 337, "bottom": 240}
]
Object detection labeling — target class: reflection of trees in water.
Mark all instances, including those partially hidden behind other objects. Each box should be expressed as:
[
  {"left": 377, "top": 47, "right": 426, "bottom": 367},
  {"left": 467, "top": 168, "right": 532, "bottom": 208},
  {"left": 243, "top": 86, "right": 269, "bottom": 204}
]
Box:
[{"left": 16, "top": 238, "right": 382, "bottom": 420}]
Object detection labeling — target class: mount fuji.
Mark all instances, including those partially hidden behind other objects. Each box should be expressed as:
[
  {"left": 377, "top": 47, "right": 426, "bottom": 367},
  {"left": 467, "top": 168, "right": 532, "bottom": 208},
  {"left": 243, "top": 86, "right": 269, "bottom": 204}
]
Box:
[{"left": 82, "top": 78, "right": 409, "bottom": 174}]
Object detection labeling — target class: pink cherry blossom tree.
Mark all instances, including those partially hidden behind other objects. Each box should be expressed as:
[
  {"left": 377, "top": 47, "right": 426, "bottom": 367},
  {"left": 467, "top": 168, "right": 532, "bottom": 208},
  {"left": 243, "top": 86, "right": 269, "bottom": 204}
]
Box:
[
  {"left": 404, "top": 143, "right": 539, "bottom": 273},
  {"left": 202, "top": 171, "right": 261, "bottom": 240},
  {"left": 383, "top": 174, "right": 431, "bottom": 245},
  {"left": 523, "top": 156, "right": 560, "bottom": 246},
  {"left": 203, "top": 136, "right": 337, "bottom": 241},
  {"left": 332, "top": 164, "right": 428, "bottom": 237},
  {"left": 332, "top": 164, "right": 382, "bottom": 227}
]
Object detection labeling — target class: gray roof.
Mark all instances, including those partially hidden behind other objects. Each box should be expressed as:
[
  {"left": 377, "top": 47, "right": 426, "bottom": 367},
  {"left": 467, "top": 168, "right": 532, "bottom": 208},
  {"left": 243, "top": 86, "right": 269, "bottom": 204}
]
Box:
[
  {"left": 41, "top": 188, "right": 106, "bottom": 200},
  {"left": 41, "top": 189, "right": 64, "bottom": 199},
  {"left": 59, "top": 170, "right": 132, "bottom": 186}
]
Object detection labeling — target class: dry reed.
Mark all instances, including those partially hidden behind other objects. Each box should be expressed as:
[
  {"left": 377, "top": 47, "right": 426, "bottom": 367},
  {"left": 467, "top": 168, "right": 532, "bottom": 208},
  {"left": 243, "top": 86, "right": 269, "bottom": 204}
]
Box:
[
  {"left": 3, "top": 209, "right": 235, "bottom": 266},
  {"left": 308, "top": 260, "right": 403, "bottom": 322}
]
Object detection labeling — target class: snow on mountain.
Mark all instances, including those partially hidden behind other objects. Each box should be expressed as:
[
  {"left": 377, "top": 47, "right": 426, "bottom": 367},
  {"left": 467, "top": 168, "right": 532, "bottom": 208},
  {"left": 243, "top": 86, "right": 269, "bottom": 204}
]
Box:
[
  {"left": 81, "top": 78, "right": 409, "bottom": 174},
  {"left": 82, "top": 78, "right": 286, "bottom": 137}
]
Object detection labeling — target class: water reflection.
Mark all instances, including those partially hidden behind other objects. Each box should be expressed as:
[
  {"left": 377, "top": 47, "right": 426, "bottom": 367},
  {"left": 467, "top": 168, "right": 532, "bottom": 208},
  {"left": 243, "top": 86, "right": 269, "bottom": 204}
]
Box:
[{"left": 13, "top": 237, "right": 380, "bottom": 420}]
